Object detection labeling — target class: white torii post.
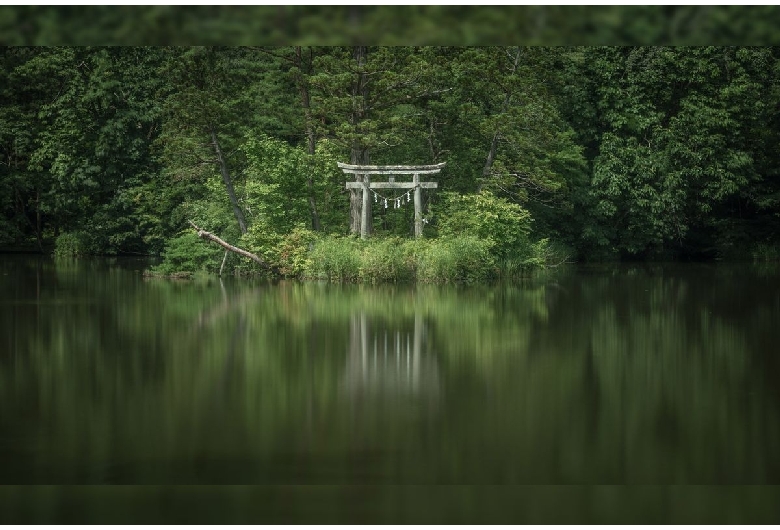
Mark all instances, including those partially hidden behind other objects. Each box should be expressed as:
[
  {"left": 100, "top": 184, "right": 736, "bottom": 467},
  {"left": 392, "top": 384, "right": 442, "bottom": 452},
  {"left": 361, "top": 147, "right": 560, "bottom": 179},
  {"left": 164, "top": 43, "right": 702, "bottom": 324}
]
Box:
[{"left": 339, "top": 162, "right": 444, "bottom": 239}]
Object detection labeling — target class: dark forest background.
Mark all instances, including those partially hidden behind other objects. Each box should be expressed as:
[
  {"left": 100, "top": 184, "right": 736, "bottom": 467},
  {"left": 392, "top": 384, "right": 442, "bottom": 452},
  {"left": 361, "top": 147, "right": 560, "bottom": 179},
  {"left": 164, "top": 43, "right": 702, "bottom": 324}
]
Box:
[{"left": 1, "top": 7, "right": 779, "bottom": 263}]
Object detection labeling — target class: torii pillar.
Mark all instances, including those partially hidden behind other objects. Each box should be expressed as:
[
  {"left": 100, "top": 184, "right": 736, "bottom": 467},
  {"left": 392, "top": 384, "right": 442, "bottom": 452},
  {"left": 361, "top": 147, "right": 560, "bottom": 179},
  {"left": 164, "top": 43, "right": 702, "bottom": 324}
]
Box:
[{"left": 339, "top": 162, "right": 445, "bottom": 239}]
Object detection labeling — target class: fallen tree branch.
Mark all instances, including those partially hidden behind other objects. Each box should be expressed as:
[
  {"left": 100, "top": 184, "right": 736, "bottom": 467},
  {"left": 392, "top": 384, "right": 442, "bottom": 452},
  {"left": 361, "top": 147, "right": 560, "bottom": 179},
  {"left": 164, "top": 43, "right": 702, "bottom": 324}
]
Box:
[{"left": 188, "top": 220, "right": 278, "bottom": 274}]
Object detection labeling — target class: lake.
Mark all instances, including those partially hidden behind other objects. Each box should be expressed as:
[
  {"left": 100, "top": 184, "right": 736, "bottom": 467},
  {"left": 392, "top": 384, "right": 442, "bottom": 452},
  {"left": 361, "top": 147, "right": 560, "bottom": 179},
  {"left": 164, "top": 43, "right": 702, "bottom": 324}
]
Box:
[{"left": 1, "top": 256, "right": 779, "bottom": 522}]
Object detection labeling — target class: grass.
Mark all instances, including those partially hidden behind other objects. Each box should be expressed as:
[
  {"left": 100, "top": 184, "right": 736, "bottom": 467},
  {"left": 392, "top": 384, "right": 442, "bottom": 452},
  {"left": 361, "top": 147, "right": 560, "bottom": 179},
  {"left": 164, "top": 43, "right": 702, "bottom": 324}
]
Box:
[{"left": 306, "top": 235, "right": 501, "bottom": 284}]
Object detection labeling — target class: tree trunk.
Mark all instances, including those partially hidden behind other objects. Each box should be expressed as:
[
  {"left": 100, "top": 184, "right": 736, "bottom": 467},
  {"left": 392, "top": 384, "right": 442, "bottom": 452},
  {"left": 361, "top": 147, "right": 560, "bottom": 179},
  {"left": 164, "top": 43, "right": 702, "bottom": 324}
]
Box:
[
  {"left": 482, "top": 130, "right": 500, "bottom": 181},
  {"left": 350, "top": 146, "right": 371, "bottom": 236},
  {"left": 210, "top": 127, "right": 248, "bottom": 234},
  {"left": 295, "top": 46, "right": 322, "bottom": 232},
  {"left": 480, "top": 48, "right": 522, "bottom": 191},
  {"left": 189, "top": 221, "right": 277, "bottom": 273},
  {"left": 349, "top": 45, "right": 370, "bottom": 235}
]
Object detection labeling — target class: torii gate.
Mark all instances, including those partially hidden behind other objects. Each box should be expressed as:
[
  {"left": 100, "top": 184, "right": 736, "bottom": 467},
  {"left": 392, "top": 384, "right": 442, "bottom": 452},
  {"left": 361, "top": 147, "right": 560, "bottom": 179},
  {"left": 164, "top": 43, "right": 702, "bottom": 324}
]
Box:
[{"left": 339, "top": 162, "right": 445, "bottom": 239}]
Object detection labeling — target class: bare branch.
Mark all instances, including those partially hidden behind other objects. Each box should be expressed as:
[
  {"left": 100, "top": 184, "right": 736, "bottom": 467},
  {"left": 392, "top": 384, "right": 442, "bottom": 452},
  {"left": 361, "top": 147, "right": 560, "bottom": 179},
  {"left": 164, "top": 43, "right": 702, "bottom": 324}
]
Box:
[{"left": 188, "top": 220, "right": 278, "bottom": 274}]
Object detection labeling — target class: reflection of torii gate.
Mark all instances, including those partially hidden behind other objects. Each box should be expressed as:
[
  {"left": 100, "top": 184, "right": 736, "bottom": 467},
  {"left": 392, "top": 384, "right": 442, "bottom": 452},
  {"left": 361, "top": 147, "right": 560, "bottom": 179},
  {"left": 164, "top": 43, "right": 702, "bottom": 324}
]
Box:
[
  {"left": 339, "top": 162, "right": 445, "bottom": 239},
  {"left": 344, "top": 312, "right": 439, "bottom": 400}
]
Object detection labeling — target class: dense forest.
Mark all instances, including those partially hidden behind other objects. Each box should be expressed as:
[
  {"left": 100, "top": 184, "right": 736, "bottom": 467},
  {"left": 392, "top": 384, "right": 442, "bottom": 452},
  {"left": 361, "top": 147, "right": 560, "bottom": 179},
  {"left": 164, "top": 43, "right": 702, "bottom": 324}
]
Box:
[{"left": 1, "top": 47, "right": 779, "bottom": 276}]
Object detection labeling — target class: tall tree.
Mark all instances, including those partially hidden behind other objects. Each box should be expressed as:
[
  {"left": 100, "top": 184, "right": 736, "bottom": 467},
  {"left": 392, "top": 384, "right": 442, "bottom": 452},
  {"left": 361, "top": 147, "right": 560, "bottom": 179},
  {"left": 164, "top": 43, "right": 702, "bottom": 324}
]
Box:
[
  {"left": 293, "top": 45, "right": 323, "bottom": 231},
  {"left": 2, "top": 47, "right": 166, "bottom": 254},
  {"left": 310, "top": 47, "right": 437, "bottom": 235},
  {"left": 254, "top": 45, "right": 325, "bottom": 231},
  {"left": 157, "top": 47, "right": 262, "bottom": 236},
  {"left": 446, "top": 47, "right": 584, "bottom": 203},
  {"left": 579, "top": 46, "right": 780, "bottom": 258},
  {"left": 0, "top": 47, "right": 48, "bottom": 249}
]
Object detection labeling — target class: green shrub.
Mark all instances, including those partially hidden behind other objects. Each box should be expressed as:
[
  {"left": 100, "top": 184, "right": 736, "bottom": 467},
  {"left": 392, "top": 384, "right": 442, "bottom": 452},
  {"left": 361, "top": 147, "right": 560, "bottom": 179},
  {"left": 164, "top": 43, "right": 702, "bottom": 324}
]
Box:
[
  {"left": 231, "top": 223, "right": 315, "bottom": 278},
  {"left": 307, "top": 236, "right": 419, "bottom": 283},
  {"left": 436, "top": 190, "right": 534, "bottom": 261},
  {"left": 751, "top": 243, "right": 780, "bottom": 263},
  {"left": 497, "top": 239, "right": 570, "bottom": 278},
  {"left": 53, "top": 231, "right": 95, "bottom": 257},
  {"left": 417, "top": 236, "right": 494, "bottom": 284},
  {"left": 271, "top": 226, "right": 318, "bottom": 277},
  {"left": 359, "top": 237, "right": 416, "bottom": 283},
  {"left": 150, "top": 232, "right": 222, "bottom": 276},
  {"left": 308, "top": 234, "right": 501, "bottom": 284},
  {"left": 306, "top": 235, "right": 362, "bottom": 281}
]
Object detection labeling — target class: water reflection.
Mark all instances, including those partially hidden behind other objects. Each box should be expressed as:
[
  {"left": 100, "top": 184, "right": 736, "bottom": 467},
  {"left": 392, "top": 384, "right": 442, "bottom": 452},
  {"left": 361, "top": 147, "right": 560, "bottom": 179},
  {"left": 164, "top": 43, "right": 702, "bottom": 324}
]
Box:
[
  {"left": 344, "top": 312, "right": 439, "bottom": 400},
  {"left": 0, "top": 257, "right": 779, "bottom": 490}
]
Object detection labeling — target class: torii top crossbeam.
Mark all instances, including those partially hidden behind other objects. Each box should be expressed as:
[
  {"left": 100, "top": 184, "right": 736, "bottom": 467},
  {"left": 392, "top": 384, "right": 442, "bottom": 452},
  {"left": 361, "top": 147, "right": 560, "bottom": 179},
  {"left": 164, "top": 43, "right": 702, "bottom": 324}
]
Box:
[
  {"left": 338, "top": 162, "right": 445, "bottom": 238},
  {"left": 337, "top": 162, "right": 446, "bottom": 175}
]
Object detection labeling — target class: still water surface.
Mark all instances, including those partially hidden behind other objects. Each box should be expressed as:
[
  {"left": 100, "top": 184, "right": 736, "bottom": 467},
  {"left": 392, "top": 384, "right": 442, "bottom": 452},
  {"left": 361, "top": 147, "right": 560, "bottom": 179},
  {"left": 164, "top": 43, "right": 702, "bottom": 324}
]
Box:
[{"left": 1, "top": 256, "right": 779, "bottom": 518}]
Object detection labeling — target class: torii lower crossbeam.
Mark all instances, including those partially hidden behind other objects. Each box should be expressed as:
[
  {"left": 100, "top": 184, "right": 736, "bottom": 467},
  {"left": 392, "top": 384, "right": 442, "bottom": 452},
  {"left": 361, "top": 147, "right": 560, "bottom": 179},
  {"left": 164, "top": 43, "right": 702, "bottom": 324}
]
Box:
[{"left": 344, "top": 182, "right": 438, "bottom": 189}]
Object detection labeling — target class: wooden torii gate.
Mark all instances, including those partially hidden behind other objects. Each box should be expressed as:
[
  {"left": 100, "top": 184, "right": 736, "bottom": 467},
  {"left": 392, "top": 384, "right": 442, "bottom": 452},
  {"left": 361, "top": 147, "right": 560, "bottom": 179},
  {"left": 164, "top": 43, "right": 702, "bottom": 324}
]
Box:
[{"left": 339, "top": 162, "right": 445, "bottom": 239}]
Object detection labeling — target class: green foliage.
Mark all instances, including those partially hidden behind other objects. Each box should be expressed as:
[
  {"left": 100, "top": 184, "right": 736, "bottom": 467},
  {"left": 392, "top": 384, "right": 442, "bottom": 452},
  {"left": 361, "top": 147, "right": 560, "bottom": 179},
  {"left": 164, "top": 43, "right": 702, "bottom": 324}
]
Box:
[
  {"left": 273, "top": 227, "right": 318, "bottom": 277},
  {"left": 358, "top": 237, "right": 416, "bottom": 284},
  {"left": 3, "top": 45, "right": 780, "bottom": 265},
  {"left": 436, "top": 191, "right": 537, "bottom": 262},
  {"left": 4, "top": 7, "right": 780, "bottom": 47},
  {"left": 239, "top": 218, "right": 283, "bottom": 266},
  {"left": 448, "top": 48, "right": 584, "bottom": 200},
  {"left": 0, "top": 47, "right": 168, "bottom": 254},
  {"left": 242, "top": 135, "right": 306, "bottom": 229},
  {"left": 416, "top": 236, "right": 494, "bottom": 284},
  {"left": 575, "top": 47, "right": 780, "bottom": 259},
  {"left": 241, "top": 223, "right": 317, "bottom": 278},
  {"left": 241, "top": 134, "right": 347, "bottom": 234},
  {"left": 306, "top": 235, "right": 363, "bottom": 282},
  {"left": 307, "top": 234, "right": 496, "bottom": 284},
  {"left": 751, "top": 243, "right": 780, "bottom": 263},
  {"left": 157, "top": 194, "right": 552, "bottom": 283},
  {"left": 147, "top": 187, "right": 244, "bottom": 276},
  {"left": 497, "top": 238, "right": 565, "bottom": 277},
  {"left": 150, "top": 232, "right": 221, "bottom": 276},
  {"left": 189, "top": 176, "right": 242, "bottom": 237},
  {"left": 310, "top": 47, "right": 424, "bottom": 161},
  {"left": 53, "top": 231, "right": 95, "bottom": 257}
]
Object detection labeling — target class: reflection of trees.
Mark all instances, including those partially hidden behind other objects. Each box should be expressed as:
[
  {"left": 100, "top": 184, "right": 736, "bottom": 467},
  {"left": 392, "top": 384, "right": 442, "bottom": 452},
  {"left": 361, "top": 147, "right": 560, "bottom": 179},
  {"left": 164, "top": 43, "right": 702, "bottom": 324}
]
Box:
[
  {"left": 0, "top": 259, "right": 778, "bottom": 484},
  {"left": 0, "top": 270, "right": 553, "bottom": 483},
  {"left": 508, "top": 265, "right": 780, "bottom": 483}
]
